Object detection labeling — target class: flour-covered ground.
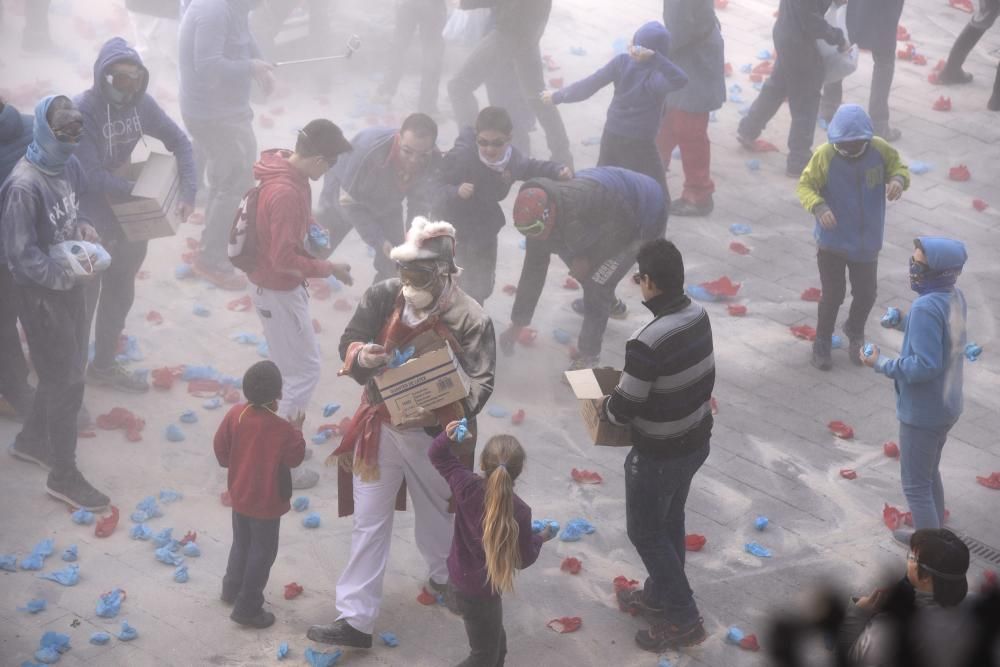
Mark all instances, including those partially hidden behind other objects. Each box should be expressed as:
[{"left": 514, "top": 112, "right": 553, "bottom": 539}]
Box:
[{"left": 1, "top": 0, "right": 999, "bottom": 665}]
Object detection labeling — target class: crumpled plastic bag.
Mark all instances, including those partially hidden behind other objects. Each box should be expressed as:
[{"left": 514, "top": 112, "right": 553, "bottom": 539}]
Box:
[
  {"left": 165, "top": 424, "right": 185, "bottom": 442},
  {"left": 61, "top": 545, "right": 78, "bottom": 562},
  {"left": 0, "top": 554, "right": 17, "bottom": 571},
  {"left": 532, "top": 519, "right": 560, "bottom": 534},
  {"left": 729, "top": 223, "right": 752, "bottom": 235},
  {"left": 754, "top": 516, "right": 769, "bottom": 531},
  {"left": 487, "top": 405, "right": 511, "bottom": 418},
  {"left": 96, "top": 588, "right": 125, "bottom": 618},
  {"left": 293, "top": 496, "right": 310, "bottom": 512},
  {"left": 972, "top": 198, "right": 988, "bottom": 212},
  {"left": 284, "top": 582, "right": 304, "bottom": 599},
  {"left": 559, "top": 518, "right": 596, "bottom": 542},
  {"left": 95, "top": 506, "right": 119, "bottom": 538},
  {"left": 379, "top": 631, "right": 399, "bottom": 647},
  {"left": 744, "top": 542, "right": 772, "bottom": 558},
  {"left": 323, "top": 403, "right": 341, "bottom": 418},
  {"left": 552, "top": 328, "right": 572, "bottom": 345},
  {"left": 948, "top": 165, "right": 971, "bottom": 182},
  {"left": 388, "top": 346, "right": 416, "bottom": 369},
  {"left": 571, "top": 468, "right": 603, "bottom": 484},
  {"left": 729, "top": 241, "right": 750, "bottom": 255},
  {"left": 546, "top": 616, "right": 582, "bottom": 633},
  {"left": 277, "top": 641, "right": 290, "bottom": 659},
  {"left": 883, "top": 441, "right": 900, "bottom": 458},
  {"left": 699, "top": 276, "right": 741, "bottom": 299},
  {"left": 39, "top": 631, "right": 70, "bottom": 654},
  {"left": 20, "top": 538, "right": 55, "bottom": 570},
  {"left": 976, "top": 472, "right": 1000, "bottom": 490},
  {"left": 883, "top": 503, "right": 904, "bottom": 530},
  {"left": 511, "top": 409, "right": 525, "bottom": 425},
  {"left": 685, "top": 534, "right": 707, "bottom": 551},
  {"left": 304, "top": 647, "right": 342, "bottom": 667},
  {"left": 179, "top": 410, "right": 198, "bottom": 424},
  {"left": 828, "top": 421, "right": 854, "bottom": 439},
  {"left": 454, "top": 417, "right": 469, "bottom": 442},
  {"left": 117, "top": 620, "right": 138, "bottom": 641},
  {"left": 800, "top": 287, "right": 822, "bottom": 302},
  {"left": 182, "top": 542, "right": 201, "bottom": 557},
  {"left": 71, "top": 509, "right": 94, "bottom": 525},
  {"left": 203, "top": 397, "right": 223, "bottom": 410},
  {"left": 790, "top": 325, "right": 817, "bottom": 341},
  {"left": 561, "top": 557, "right": 582, "bottom": 574},
  {"left": 174, "top": 565, "right": 189, "bottom": 583},
  {"left": 192, "top": 304, "right": 210, "bottom": 317},
  {"left": 136, "top": 496, "right": 162, "bottom": 520},
  {"left": 965, "top": 342, "right": 982, "bottom": 362},
  {"left": 96, "top": 407, "right": 145, "bottom": 441},
  {"left": 90, "top": 632, "right": 111, "bottom": 645},
  {"left": 130, "top": 524, "right": 153, "bottom": 541},
  {"left": 155, "top": 546, "right": 184, "bottom": 566},
  {"left": 840, "top": 468, "right": 858, "bottom": 480},
  {"left": 159, "top": 489, "right": 183, "bottom": 504},
  {"left": 303, "top": 513, "right": 321, "bottom": 529},
  {"left": 19, "top": 598, "right": 47, "bottom": 614},
  {"left": 909, "top": 161, "right": 932, "bottom": 175}
]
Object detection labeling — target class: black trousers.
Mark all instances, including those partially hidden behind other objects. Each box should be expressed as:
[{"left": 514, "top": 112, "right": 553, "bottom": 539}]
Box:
[
  {"left": 816, "top": 248, "right": 878, "bottom": 344},
  {"left": 15, "top": 284, "right": 88, "bottom": 473},
  {"left": 222, "top": 511, "right": 281, "bottom": 618},
  {"left": 0, "top": 265, "right": 32, "bottom": 411},
  {"left": 84, "top": 237, "right": 148, "bottom": 369},
  {"left": 454, "top": 590, "right": 507, "bottom": 667},
  {"left": 597, "top": 128, "right": 669, "bottom": 199},
  {"left": 455, "top": 234, "right": 498, "bottom": 305},
  {"left": 378, "top": 0, "right": 447, "bottom": 113}
]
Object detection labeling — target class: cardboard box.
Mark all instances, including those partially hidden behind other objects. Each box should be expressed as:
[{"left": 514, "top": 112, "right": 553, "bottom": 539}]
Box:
[
  {"left": 375, "top": 345, "right": 472, "bottom": 426},
  {"left": 564, "top": 368, "right": 632, "bottom": 447},
  {"left": 110, "top": 152, "right": 181, "bottom": 242}
]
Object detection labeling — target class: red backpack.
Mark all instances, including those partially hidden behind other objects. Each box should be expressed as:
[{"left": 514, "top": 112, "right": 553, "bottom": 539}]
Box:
[{"left": 228, "top": 185, "right": 262, "bottom": 274}]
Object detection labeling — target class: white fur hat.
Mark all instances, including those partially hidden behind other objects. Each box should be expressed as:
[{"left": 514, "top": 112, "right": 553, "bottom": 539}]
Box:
[{"left": 389, "top": 216, "right": 460, "bottom": 272}]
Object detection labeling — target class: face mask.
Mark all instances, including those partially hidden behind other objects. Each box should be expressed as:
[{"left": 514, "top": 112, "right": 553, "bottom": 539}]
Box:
[
  {"left": 834, "top": 140, "right": 869, "bottom": 159},
  {"left": 402, "top": 284, "right": 435, "bottom": 310},
  {"left": 478, "top": 144, "right": 513, "bottom": 172}
]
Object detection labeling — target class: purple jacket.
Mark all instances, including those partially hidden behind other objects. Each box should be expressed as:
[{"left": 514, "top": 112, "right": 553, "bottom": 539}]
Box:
[{"left": 429, "top": 432, "right": 542, "bottom": 597}]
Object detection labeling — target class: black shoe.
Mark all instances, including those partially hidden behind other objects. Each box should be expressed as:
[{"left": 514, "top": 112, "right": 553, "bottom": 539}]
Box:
[
  {"left": 427, "top": 579, "right": 463, "bottom": 616},
  {"left": 811, "top": 341, "right": 832, "bottom": 371},
  {"left": 736, "top": 132, "right": 756, "bottom": 151},
  {"left": 9, "top": 441, "right": 52, "bottom": 472},
  {"left": 306, "top": 618, "right": 373, "bottom": 648},
  {"left": 46, "top": 468, "right": 110, "bottom": 511},
  {"left": 989, "top": 94, "right": 1000, "bottom": 112},
  {"left": 937, "top": 68, "right": 974, "bottom": 85},
  {"left": 572, "top": 297, "right": 627, "bottom": 319},
  {"left": 635, "top": 617, "right": 707, "bottom": 652},
  {"left": 617, "top": 588, "right": 665, "bottom": 618},
  {"left": 230, "top": 609, "right": 275, "bottom": 628},
  {"left": 671, "top": 197, "right": 713, "bottom": 217}
]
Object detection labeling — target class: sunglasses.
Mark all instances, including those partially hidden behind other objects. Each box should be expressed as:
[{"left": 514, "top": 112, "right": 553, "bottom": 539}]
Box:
[
  {"left": 476, "top": 136, "right": 509, "bottom": 149},
  {"left": 52, "top": 123, "right": 83, "bottom": 144},
  {"left": 515, "top": 219, "right": 546, "bottom": 238},
  {"left": 106, "top": 71, "right": 142, "bottom": 88},
  {"left": 396, "top": 262, "right": 437, "bottom": 289},
  {"left": 909, "top": 257, "right": 930, "bottom": 275}
]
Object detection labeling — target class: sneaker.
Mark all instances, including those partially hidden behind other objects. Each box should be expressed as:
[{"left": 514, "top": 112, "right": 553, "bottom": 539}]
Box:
[
  {"left": 230, "top": 609, "right": 275, "bottom": 629},
  {"left": 306, "top": 618, "right": 373, "bottom": 648},
  {"left": 937, "top": 68, "right": 973, "bottom": 85},
  {"left": 427, "top": 578, "right": 463, "bottom": 616},
  {"left": 9, "top": 441, "right": 52, "bottom": 472},
  {"left": 635, "top": 617, "right": 707, "bottom": 652},
  {"left": 87, "top": 362, "right": 150, "bottom": 393},
  {"left": 291, "top": 467, "right": 319, "bottom": 490},
  {"left": 671, "top": 197, "right": 713, "bottom": 217},
  {"left": 46, "top": 468, "right": 110, "bottom": 511},
  {"left": 617, "top": 588, "right": 665, "bottom": 618},
  {"left": 736, "top": 132, "right": 756, "bottom": 151},
  {"left": 811, "top": 341, "right": 832, "bottom": 371},
  {"left": 192, "top": 257, "right": 248, "bottom": 291},
  {"left": 572, "top": 297, "right": 627, "bottom": 320}
]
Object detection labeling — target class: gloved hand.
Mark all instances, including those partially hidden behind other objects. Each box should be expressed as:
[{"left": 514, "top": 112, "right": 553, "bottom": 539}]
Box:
[
  {"left": 358, "top": 343, "right": 389, "bottom": 369},
  {"left": 498, "top": 325, "right": 524, "bottom": 356},
  {"left": 880, "top": 307, "right": 902, "bottom": 329}
]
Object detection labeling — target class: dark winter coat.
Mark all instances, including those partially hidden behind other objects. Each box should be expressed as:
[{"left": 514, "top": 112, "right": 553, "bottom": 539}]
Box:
[
  {"left": 773, "top": 0, "right": 845, "bottom": 54},
  {"left": 846, "top": 0, "right": 905, "bottom": 55},
  {"left": 662, "top": 0, "right": 726, "bottom": 113},
  {"left": 0, "top": 102, "right": 33, "bottom": 187},
  {"left": 459, "top": 0, "right": 551, "bottom": 40}
]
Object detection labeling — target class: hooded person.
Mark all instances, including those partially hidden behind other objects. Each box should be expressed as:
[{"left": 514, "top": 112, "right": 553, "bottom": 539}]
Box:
[
  {"left": 0, "top": 98, "right": 36, "bottom": 419},
  {"left": 797, "top": 104, "right": 909, "bottom": 370},
  {"left": 500, "top": 166, "right": 662, "bottom": 373},
  {"left": 73, "top": 37, "right": 198, "bottom": 394},
  {"left": 544, "top": 20, "right": 688, "bottom": 198},
  {"left": 0, "top": 95, "right": 111, "bottom": 511},
  {"left": 306, "top": 216, "right": 496, "bottom": 650},
  {"left": 863, "top": 238, "right": 968, "bottom": 535}
]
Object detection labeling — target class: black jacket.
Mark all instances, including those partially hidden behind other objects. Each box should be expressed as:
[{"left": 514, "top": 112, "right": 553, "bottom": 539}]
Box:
[{"left": 773, "top": 0, "right": 845, "bottom": 53}]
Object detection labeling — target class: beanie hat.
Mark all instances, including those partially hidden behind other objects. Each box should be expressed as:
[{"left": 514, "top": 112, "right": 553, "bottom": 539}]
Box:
[
  {"left": 389, "top": 216, "right": 460, "bottom": 273},
  {"left": 512, "top": 187, "right": 556, "bottom": 241}
]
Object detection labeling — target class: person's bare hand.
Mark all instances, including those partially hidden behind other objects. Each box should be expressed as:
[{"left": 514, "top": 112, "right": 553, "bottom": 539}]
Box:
[
  {"left": 629, "top": 45, "right": 654, "bottom": 62},
  {"left": 288, "top": 411, "right": 306, "bottom": 430},
  {"left": 79, "top": 223, "right": 100, "bottom": 243},
  {"left": 819, "top": 209, "right": 837, "bottom": 229},
  {"left": 458, "top": 183, "right": 475, "bottom": 199},
  {"left": 557, "top": 166, "right": 573, "bottom": 181},
  {"left": 856, "top": 589, "right": 887, "bottom": 612},
  {"left": 445, "top": 419, "right": 472, "bottom": 442},
  {"left": 861, "top": 343, "right": 879, "bottom": 367},
  {"left": 540, "top": 90, "right": 555, "bottom": 105},
  {"left": 887, "top": 179, "right": 904, "bottom": 201},
  {"left": 540, "top": 524, "right": 558, "bottom": 541},
  {"left": 329, "top": 262, "right": 354, "bottom": 286}
]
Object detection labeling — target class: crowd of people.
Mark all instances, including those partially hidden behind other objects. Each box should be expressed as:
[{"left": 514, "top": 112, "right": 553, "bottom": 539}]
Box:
[{"left": 0, "top": 0, "right": 993, "bottom": 664}]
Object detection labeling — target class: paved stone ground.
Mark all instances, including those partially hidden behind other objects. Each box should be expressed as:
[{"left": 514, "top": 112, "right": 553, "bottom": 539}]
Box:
[{"left": 1, "top": 0, "right": 998, "bottom": 665}]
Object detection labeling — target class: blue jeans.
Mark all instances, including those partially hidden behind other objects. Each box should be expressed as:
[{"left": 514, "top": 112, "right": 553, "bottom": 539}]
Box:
[
  {"left": 899, "top": 421, "right": 952, "bottom": 529},
  {"left": 625, "top": 441, "right": 710, "bottom": 626}
]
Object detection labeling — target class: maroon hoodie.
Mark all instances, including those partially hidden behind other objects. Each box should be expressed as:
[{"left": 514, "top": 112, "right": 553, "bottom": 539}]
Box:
[{"left": 248, "top": 149, "right": 333, "bottom": 291}]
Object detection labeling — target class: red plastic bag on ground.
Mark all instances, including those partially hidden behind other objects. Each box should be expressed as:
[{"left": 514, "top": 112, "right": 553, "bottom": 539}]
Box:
[
  {"left": 727, "top": 304, "right": 747, "bottom": 316},
  {"left": 517, "top": 328, "right": 538, "bottom": 346},
  {"left": 146, "top": 310, "right": 163, "bottom": 325},
  {"left": 710, "top": 396, "right": 719, "bottom": 414},
  {"left": 561, "top": 557, "right": 582, "bottom": 574},
  {"left": 912, "top": 54, "right": 927, "bottom": 66},
  {"left": 896, "top": 25, "right": 910, "bottom": 41},
  {"left": 715, "top": 0, "right": 728, "bottom": 9},
  {"left": 511, "top": 409, "right": 525, "bottom": 426},
  {"left": 884, "top": 441, "right": 900, "bottom": 458},
  {"left": 883, "top": 503, "right": 904, "bottom": 530},
  {"left": 685, "top": 534, "right": 707, "bottom": 551},
  {"left": 933, "top": 96, "right": 952, "bottom": 111},
  {"left": 96, "top": 408, "right": 145, "bottom": 441},
  {"left": 700, "top": 276, "right": 741, "bottom": 298},
  {"left": 571, "top": 468, "right": 603, "bottom": 484},
  {"left": 828, "top": 421, "right": 854, "bottom": 439},
  {"left": 840, "top": 469, "right": 858, "bottom": 480},
  {"left": 311, "top": 282, "right": 332, "bottom": 300},
  {"left": 416, "top": 587, "right": 437, "bottom": 605},
  {"left": 613, "top": 575, "right": 639, "bottom": 593},
  {"left": 972, "top": 199, "right": 988, "bottom": 212},
  {"left": 546, "top": 617, "right": 582, "bottom": 633},
  {"left": 949, "top": 0, "right": 974, "bottom": 12},
  {"left": 753, "top": 139, "right": 779, "bottom": 152},
  {"left": 502, "top": 284, "right": 517, "bottom": 296},
  {"left": 790, "top": 325, "right": 817, "bottom": 341},
  {"left": 724, "top": 62, "right": 733, "bottom": 77},
  {"left": 227, "top": 295, "right": 252, "bottom": 312},
  {"left": 151, "top": 366, "right": 183, "bottom": 390},
  {"left": 284, "top": 582, "right": 304, "bottom": 599},
  {"left": 729, "top": 241, "right": 750, "bottom": 255},
  {"left": 180, "top": 531, "right": 197, "bottom": 545},
  {"left": 801, "top": 287, "right": 822, "bottom": 302},
  {"left": 740, "top": 634, "right": 761, "bottom": 651},
  {"left": 187, "top": 379, "right": 223, "bottom": 397},
  {"left": 949, "top": 165, "right": 971, "bottom": 181},
  {"left": 976, "top": 472, "right": 1000, "bottom": 490},
  {"left": 95, "top": 506, "right": 119, "bottom": 538},
  {"left": 752, "top": 61, "right": 773, "bottom": 75},
  {"left": 750, "top": 73, "right": 763, "bottom": 83}
]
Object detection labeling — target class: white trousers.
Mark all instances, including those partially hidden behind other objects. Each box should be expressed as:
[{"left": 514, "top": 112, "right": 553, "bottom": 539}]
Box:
[
  {"left": 251, "top": 285, "right": 321, "bottom": 419},
  {"left": 335, "top": 425, "right": 454, "bottom": 634}
]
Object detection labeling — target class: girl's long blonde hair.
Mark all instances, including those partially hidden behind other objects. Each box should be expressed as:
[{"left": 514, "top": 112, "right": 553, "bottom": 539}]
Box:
[{"left": 480, "top": 434, "right": 526, "bottom": 595}]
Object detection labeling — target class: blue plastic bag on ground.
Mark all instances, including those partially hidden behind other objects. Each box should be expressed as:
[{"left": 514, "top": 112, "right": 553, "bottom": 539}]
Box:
[
  {"left": 137, "top": 496, "right": 162, "bottom": 518},
  {"left": 181, "top": 365, "right": 220, "bottom": 381},
  {"left": 20, "top": 538, "right": 55, "bottom": 570},
  {"left": 909, "top": 161, "right": 932, "bottom": 175},
  {"left": 203, "top": 397, "right": 223, "bottom": 410},
  {"left": 39, "top": 631, "right": 71, "bottom": 655},
  {"left": 745, "top": 158, "right": 760, "bottom": 171},
  {"left": 323, "top": 403, "right": 341, "bottom": 418},
  {"left": 257, "top": 341, "right": 270, "bottom": 358},
  {"left": 193, "top": 304, "right": 210, "bottom": 317},
  {"left": 159, "top": 489, "right": 183, "bottom": 504},
  {"left": 117, "top": 620, "right": 138, "bottom": 641},
  {"left": 61, "top": 545, "right": 77, "bottom": 562},
  {"left": 560, "top": 518, "right": 595, "bottom": 542},
  {"left": 165, "top": 424, "right": 185, "bottom": 442},
  {"left": 71, "top": 509, "right": 94, "bottom": 525},
  {"left": 155, "top": 546, "right": 184, "bottom": 566},
  {"left": 19, "top": 599, "right": 47, "bottom": 614},
  {"left": 39, "top": 563, "right": 80, "bottom": 586},
  {"left": 379, "top": 631, "right": 399, "bottom": 647},
  {"left": 726, "top": 626, "right": 745, "bottom": 643},
  {"left": 0, "top": 554, "right": 17, "bottom": 571},
  {"left": 965, "top": 342, "right": 983, "bottom": 361},
  {"left": 487, "top": 405, "right": 510, "bottom": 418},
  {"left": 96, "top": 589, "right": 125, "bottom": 618},
  {"left": 182, "top": 542, "right": 201, "bottom": 557},
  {"left": 303, "top": 513, "right": 321, "bottom": 529},
  {"left": 277, "top": 641, "right": 290, "bottom": 659},
  {"left": 230, "top": 332, "right": 260, "bottom": 345},
  {"left": 881, "top": 307, "right": 901, "bottom": 328},
  {"left": 174, "top": 565, "right": 189, "bottom": 583},
  {"left": 754, "top": 516, "right": 769, "bottom": 531},
  {"left": 552, "top": 328, "right": 572, "bottom": 345},
  {"left": 729, "top": 223, "right": 752, "bottom": 235},
  {"left": 293, "top": 496, "right": 310, "bottom": 512},
  {"left": 305, "top": 647, "right": 342, "bottom": 667},
  {"left": 179, "top": 410, "right": 198, "bottom": 424},
  {"left": 130, "top": 524, "right": 153, "bottom": 541},
  {"left": 90, "top": 632, "right": 111, "bottom": 645},
  {"left": 745, "top": 542, "right": 772, "bottom": 558},
  {"left": 153, "top": 528, "right": 173, "bottom": 548}
]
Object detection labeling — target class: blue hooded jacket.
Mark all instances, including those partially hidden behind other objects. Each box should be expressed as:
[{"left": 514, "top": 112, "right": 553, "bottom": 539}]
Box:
[
  {"left": 796, "top": 104, "right": 909, "bottom": 263},
  {"left": 552, "top": 21, "right": 688, "bottom": 140},
  {"left": 0, "top": 102, "right": 33, "bottom": 187},
  {"left": 876, "top": 237, "right": 968, "bottom": 428},
  {"left": 74, "top": 37, "right": 197, "bottom": 236},
  {"left": 178, "top": 0, "right": 260, "bottom": 122},
  {"left": 576, "top": 167, "right": 667, "bottom": 240}
]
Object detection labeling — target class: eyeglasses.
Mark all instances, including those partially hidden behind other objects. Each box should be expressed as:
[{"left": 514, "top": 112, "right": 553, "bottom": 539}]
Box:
[
  {"left": 515, "top": 219, "right": 546, "bottom": 238},
  {"left": 476, "top": 136, "right": 509, "bottom": 149},
  {"left": 52, "top": 123, "right": 83, "bottom": 144},
  {"left": 106, "top": 70, "right": 143, "bottom": 89},
  {"left": 396, "top": 262, "right": 438, "bottom": 289},
  {"left": 632, "top": 272, "right": 644, "bottom": 285},
  {"left": 399, "top": 144, "right": 434, "bottom": 160}
]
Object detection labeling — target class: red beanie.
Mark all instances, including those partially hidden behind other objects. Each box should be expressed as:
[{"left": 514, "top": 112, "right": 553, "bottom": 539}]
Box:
[{"left": 513, "top": 187, "right": 555, "bottom": 240}]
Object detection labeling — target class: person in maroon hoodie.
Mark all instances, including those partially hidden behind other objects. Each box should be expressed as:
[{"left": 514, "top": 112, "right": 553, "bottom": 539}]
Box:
[
  {"left": 247, "top": 118, "right": 353, "bottom": 444},
  {"left": 214, "top": 360, "right": 306, "bottom": 629},
  {"left": 430, "top": 421, "right": 556, "bottom": 666}
]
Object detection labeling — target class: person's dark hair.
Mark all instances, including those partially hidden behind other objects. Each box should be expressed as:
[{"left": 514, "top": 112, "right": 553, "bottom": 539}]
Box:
[
  {"left": 46, "top": 96, "right": 73, "bottom": 124},
  {"left": 400, "top": 112, "right": 438, "bottom": 144},
  {"left": 910, "top": 528, "right": 970, "bottom": 607},
  {"left": 296, "top": 118, "right": 352, "bottom": 160},
  {"left": 242, "top": 361, "right": 282, "bottom": 407},
  {"left": 476, "top": 107, "right": 513, "bottom": 136},
  {"left": 636, "top": 238, "right": 684, "bottom": 294}
]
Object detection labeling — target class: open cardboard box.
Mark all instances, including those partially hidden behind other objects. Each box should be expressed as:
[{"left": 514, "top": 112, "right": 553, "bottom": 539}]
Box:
[
  {"left": 375, "top": 343, "right": 472, "bottom": 427},
  {"left": 564, "top": 368, "right": 632, "bottom": 447},
  {"left": 109, "top": 152, "right": 181, "bottom": 242}
]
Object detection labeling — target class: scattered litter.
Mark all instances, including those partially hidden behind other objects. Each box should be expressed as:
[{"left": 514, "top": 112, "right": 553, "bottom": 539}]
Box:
[
  {"left": 96, "top": 407, "right": 145, "bottom": 441},
  {"left": 511, "top": 409, "right": 526, "bottom": 425},
  {"left": 613, "top": 575, "right": 640, "bottom": 593},
  {"left": 757, "top": 49, "right": 772, "bottom": 59},
  {"left": 312, "top": 431, "right": 332, "bottom": 444},
  {"left": 227, "top": 295, "right": 252, "bottom": 311},
  {"left": 303, "top": 513, "right": 321, "bottom": 529},
  {"left": 61, "top": 545, "right": 77, "bottom": 562},
  {"left": 20, "top": 538, "right": 55, "bottom": 570},
  {"left": 532, "top": 519, "right": 560, "bottom": 534},
  {"left": 95, "top": 507, "right": 119, "bottom": 538},
  {"left": 182, "top": 542, "right": 201, "bottom": 557},
  {"left": 192, "top": 304, "right": 210, "bottom": 317},
  {"left": 173, "top": 565, "right": 189, "bottom": 583},
  {"left": 388, "top": 346, "right": 416, "bottom": 369},
  {"left": 790, "top": 325, "right": 817, "bottom": 341},
  {"left": 949, "top": 0, "right": 974, "bottom": 12},
  {"left": 883, "top": 441, "right": 900, "bottom": 458},
  {"left": 933, "top": 96, "right": 952, "bottom": 111},
  {"left": 502, "top": 284, "right": 517, "bottom": 296},
  {"left": 132, "top": 496, "right": 162, "bottom": 523},
  {"left": 35, "top": 631, "right": 71, "bottom": 663},
  {"left": 753, "top": 60, "right": 773, "bottom": 75},
  {"left": 552, "top": 328, "right": 572, "bottom": 344},
  {"left": 965, "top": 342, "right": 982, "bottom": 361},
  {"left": 561, "top": 557, "right": 583, "bottom": 574},
  {"left": 949, "top": 165, "right": 971, "bottom": 181},
  {"left": 152, "top": 366, "right": 183, "bottom": 390},
  {"left": 323, "top": 403, "right": 341, "bottom": 418},
  {"left": 560, "top": 518, "right": 596, "bottom": 542},
  {"left": 130, "top": 524, "right": 153, "bottom": 540},
  {"left": 379, "top": 631, "right": 399, "bottom": 647},
  {"left": 740, "top": 63, "right": 752, "bottom": 73},
  {"left": 454, "top": 417, "right": 469, "bottom": 442},
  {"left": 897, "top": 25, "right": 911, "bottom": 40},
  {"left": 745, "top": 158, "right": 760, "bottom": 171},
  {"left": 72, "top": 509, "right": 94, "bottom": 525},
  {"left": 909, "top": 161, "right": 932, "bottom": 175},
  {"left": 90, "top": 632, "right": 111, "bottom": 646},
  {"left": 277, "top": 642, "right": 289, "bottom": 660},
  {"left": 153, "top": 528, "right": 173, "bottom": 548},
  {"left": 487, "top": 405, "right": 511, "bottom": 418},
  {"left": 685, "top": 534, "right": 707, "bottom": 551},
  {"left": 729, "top": 92, "right": 744, "bottom": 103},
  {"left": 801, "top": 287, "right": 822, "bottom": 302},
  {"left": 699, "top": 276, "right": 741, "bottom": 299},
  {"left": 293, "top": 496, "right": 310, "bottom": 512},
  {"left": 517, "top": 328, "right": 538, "bottom": 346},
  {"left": 729, "top": 83, "right": 742, "bottom": 94},
  {"left": 284, "top": 582, "right": 304, "bottom": 599},
  {"left": 724, "top": 62, "right": 733, "bottom": 77},
  {"left": 840, "top": 469, "right": 858, "bottom": 480},
  {"left": 546, "top": 617, "right": 582, "bottom": 633},
  {"left": 155, "top": 546, "right": 184, "bottom": 566},
  {"left": 828, "top": 421, "right": 855, "bottom": 439},
  {"left": 753, "top": 139, "right": 779, "bottom": 152},
  {"left": 976, "top": 472, "right": 1000, "bottom": 490},
  {"left": 146, "top": 310, "right": 163, "bottom": 325},
  {"left": 117, "top": 620, "right": 138, "bottom": 641},
  {"left": 754, "top": 516, "right": 769, "bottom": 531},
  {"left": 416, "top": 587, "right": 437, "bottom": 605},
  {"left": 203, "top": 397, "right": 223, "bottom": 410},
  {"left": 230, "top": 332, "right": 261, "bottom": 345},
  {"left": 883, "top": 503, "right": 904, "bottom": 530},
  {"left": 304, "top": 647, "right": 342, "bottom": 667},
  {"left": 96, "top": 589, "right": 125, "bottom": 618},
  {"left": 729, "top": 241, "right": 750, "bottom": 255},
  {"left": 744, "top": 542, "right": 772, "bottom": 558},
  {"left": 257, "top": 341, "right": 270, "bottom": 358},
  {"left": 571, "top": 468, "right": 603, "bottom": 484},
  {"left": 659, "top": 658, "right": 673, "bottom": 667},
  {"left": 333, "top": 297, "right": 353, "bottom": 312},
  {"left": 728, "top": 304, "right": 748, "bottom": 316},
  {"left": 38, "top": 563, "right": 80, "bottom": 586},
  {"left": 570, "top": 46, "right": 587, "bottom": 56},
  {"left": 973, "top": 198, "right": 988, "bottom": 212},
  {"left": 160, "top": 489, "right": 183, "bottom": 504},
  {"left": 19, "top": 599, "right": 47, "bottom": 614},
  {"left": 729, "top": 223, "right": 752, "bottom": 235},
  {"left": 165, "top": 424, "right": 185, "bottom": 442}
]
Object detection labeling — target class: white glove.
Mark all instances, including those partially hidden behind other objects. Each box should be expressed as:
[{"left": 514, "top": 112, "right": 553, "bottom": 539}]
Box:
[{"left": 358, "top": 343, "right": 389, "bottom": 369}]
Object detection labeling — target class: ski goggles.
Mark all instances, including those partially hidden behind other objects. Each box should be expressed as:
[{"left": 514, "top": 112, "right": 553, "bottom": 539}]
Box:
[{"left": 396, "top": 262, "right": 439, "bottom": 289}]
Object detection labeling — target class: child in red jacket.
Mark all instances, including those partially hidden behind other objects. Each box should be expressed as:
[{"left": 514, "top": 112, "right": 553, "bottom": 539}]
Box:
[{"left": 214, "top": 360, "right": 306, "bottom": 628}]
